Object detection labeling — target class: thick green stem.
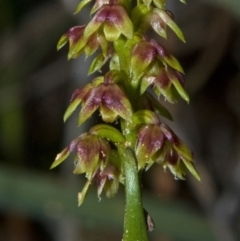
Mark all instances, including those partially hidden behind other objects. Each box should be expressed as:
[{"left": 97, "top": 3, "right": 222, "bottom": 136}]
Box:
[{"left": 118, "top": 146, "right": 149, "bottom": 241}]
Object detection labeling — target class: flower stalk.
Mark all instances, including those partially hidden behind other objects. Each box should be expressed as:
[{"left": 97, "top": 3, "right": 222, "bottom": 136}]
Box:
[
  {"left": 51, "top": 0, "right": 201, "bottom": 240},
  {"left": 119, "top": 146, "right": 148, "bottom": 241}
]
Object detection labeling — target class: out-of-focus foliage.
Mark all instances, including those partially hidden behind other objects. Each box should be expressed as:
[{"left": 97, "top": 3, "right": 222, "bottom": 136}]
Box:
[{"left": 202, "top": 0, "right": 240, "bottom": 18}]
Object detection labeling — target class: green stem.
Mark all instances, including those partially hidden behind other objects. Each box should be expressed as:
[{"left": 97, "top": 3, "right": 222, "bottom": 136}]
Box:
[{"left": 118, "top": 146, "right": 149, "bottom": 241}]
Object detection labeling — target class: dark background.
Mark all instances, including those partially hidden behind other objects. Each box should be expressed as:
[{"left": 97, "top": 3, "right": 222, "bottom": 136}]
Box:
[{"left": 1, "top": 0, "right": 240, "bottom": 240}]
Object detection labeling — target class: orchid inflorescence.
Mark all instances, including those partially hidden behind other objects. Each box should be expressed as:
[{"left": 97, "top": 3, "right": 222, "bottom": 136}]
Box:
[{"left": 51, "top": 0, "right": 200, "bottom": 209}]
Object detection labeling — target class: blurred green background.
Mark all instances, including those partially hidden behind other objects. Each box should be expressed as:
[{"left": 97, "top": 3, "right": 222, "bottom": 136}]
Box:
[{"left": 1, "top": 0, "right": 240, "bottom": 240}]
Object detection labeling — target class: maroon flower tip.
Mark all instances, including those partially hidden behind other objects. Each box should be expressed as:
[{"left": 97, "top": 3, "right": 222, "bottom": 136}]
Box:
[
  {"left": 66, "top": 26, "right": 85, "bottom": 44},
  {"left": 149, "top": 39, "right": 169, "bottom": 57},
  {"left": 160, "top": 123, "right": 179, "bottom": 144},
  {"left": 132, "top": 41, "right": 157, "bottom": 60}
]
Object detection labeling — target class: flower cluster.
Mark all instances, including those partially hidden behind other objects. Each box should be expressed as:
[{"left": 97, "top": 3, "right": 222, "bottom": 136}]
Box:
[{"left": 52, "top": 0, "right": 200, "bottom": 206}]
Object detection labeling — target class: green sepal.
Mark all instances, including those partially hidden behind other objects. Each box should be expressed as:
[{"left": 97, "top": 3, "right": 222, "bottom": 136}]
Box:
[
  {"left": 50, "top": 147, "right": 69, "bottom": 169},
  {"left": 155, "top": 9, "right": 186, "bottom": 42},
  {"left": 170, "top": 75, "right": 189, "bottom": 103},
  {"left": 68, "top": 37, "right": 87, "bottom": 60},
  {"left": 78, "top": 180, "right": 91, "bottom": 206},
  {"left": 57, "top": 34, "right": 68, "bottom": 50},
  {"left": 88, "top": 53, "right": 108, "bottom": 75},
  {"left": 90, "top": 124, "right": 125, "bottom": 143},
  {"left": 161, "top": 55, "right": 184, "bottom": 73},
  {"left": 181, "top": 159, "right": 201, "bottom": 181},
  {"left": 64, "top": 98, "right": 81, "bottom": 122},
  {"left": 140, "top": 76, "right": 153, "bottom": 95},
  {"left": 98, "top": 34, "right": 109, "bottom": 57},
  {"left": 74, "top": 0, "right": 92, "bottom": 14},
  {"left": 132, "top": 110, "right": 159, "bottom": 126},
  {"left": 173, "top": 141, "right": 192, "bottom": 161}
]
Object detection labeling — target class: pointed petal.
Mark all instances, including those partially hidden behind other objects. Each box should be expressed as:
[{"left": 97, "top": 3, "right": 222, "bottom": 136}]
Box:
[
  {"left": 84, "top": 33, "right": 100, "bottom": 57},
  {"left": 74, "top": 0, "right": 92, "bottom": 14},
  {"left": 50, "top": 147, "right": 69, "bottom": 169},
  {"left": 173, "top": 140, "right": 193, "bottom": 161},
  {"left": 98, "top": 33, "right": 109, "bottom": 57},
  {"left": 64, "top": 98, "right": 81, "bottom": 122},
  {"left": 154, "top": 68, "right": 175, "bottom": 103},
  {"left": 155, "top": 8, "right": 186, "bottom": 42},
  {"left": 78, "top": 180, "right": 91, "bottom": 206},
  {"left": 66, "top": 26, "right": 86, "bottom": 59},
  {"left": 64, "top": 85, "right": 93, "bottom": 122},
  {"left": 78, "top": 85, "right": 104, "bottom": 125},
  {"left": 140, "top": 76, "right": 155, "bottom": 94},
  {"left": 167, "top": 70, "right": 189, "bottom": 103},
  {"left": 88, "top": 53, "right": 108, "bottom": 75},
  {"left": 97, "top": 173, "right": 107, "bottom": 199},
  {"left": 57, "top": 34, "right": 68, "bottom": 50},
  {"left": 161, "top": 55, "right": 184, "bottom": 73},
  {"left": 91, "top": 0, "right": 109, "bottom": 14},
  {"left": 181, "top": 159, "right": 201, "bottom": 181},
  {"left": 150, "top": 11, "right": 167, "bottom": 39}
]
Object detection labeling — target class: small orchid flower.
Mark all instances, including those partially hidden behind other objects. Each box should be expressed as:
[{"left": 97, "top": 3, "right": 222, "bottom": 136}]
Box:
[
  {"left": 141, "top": 65, "right": 189, "bottom": 103},
  {"left": 51, "top": 133, "right": 112, "bottom": 205},
  {"left": 57, "top": 25, "right": 109, "bottom": 59},
  {"left": 84, "top": 4, "right": 133, "bottom": 42},
  {"left": 136, "top": 122, "right": 200, "bottom": 181},
  {"left": 130, "top": 38, "right": 183, "bottom": 81},
  {"left": 64, "top": 73, "right": 132, "bottom": 125},
  {"left": 144, "top": 8, "right": 185, "bottom": 42}
]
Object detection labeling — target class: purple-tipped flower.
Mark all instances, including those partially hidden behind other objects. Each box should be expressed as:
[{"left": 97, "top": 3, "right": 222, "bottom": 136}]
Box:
[
  {"left": 64, "top": 73, "right": 132, "bottom": 125},
  {"left": 57, "top": 25, "right": 109, "bottom": 59},
  {"left": 57, "top": 25, "right": 86, "bottom": 58},
  {"left": 146, "top": 8, "right": 185, "bottom": 42},
  {"left": 51, "top": 133, "right": 113, "bottom": 205},
  {"left": 136, "top": 122, "right": 200, "bottom": 180},
  {"left": 131, "top": 38, "right": 183, "bottom": 81},
  {"left": 131, "top": 38, "right": 189, "bottom": 102},
  {"left": 84, "top": 4, "right": 133, "bottom": 42},
  {"left": 141, "top": 65, "right": 189, "bottom": 103}
]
